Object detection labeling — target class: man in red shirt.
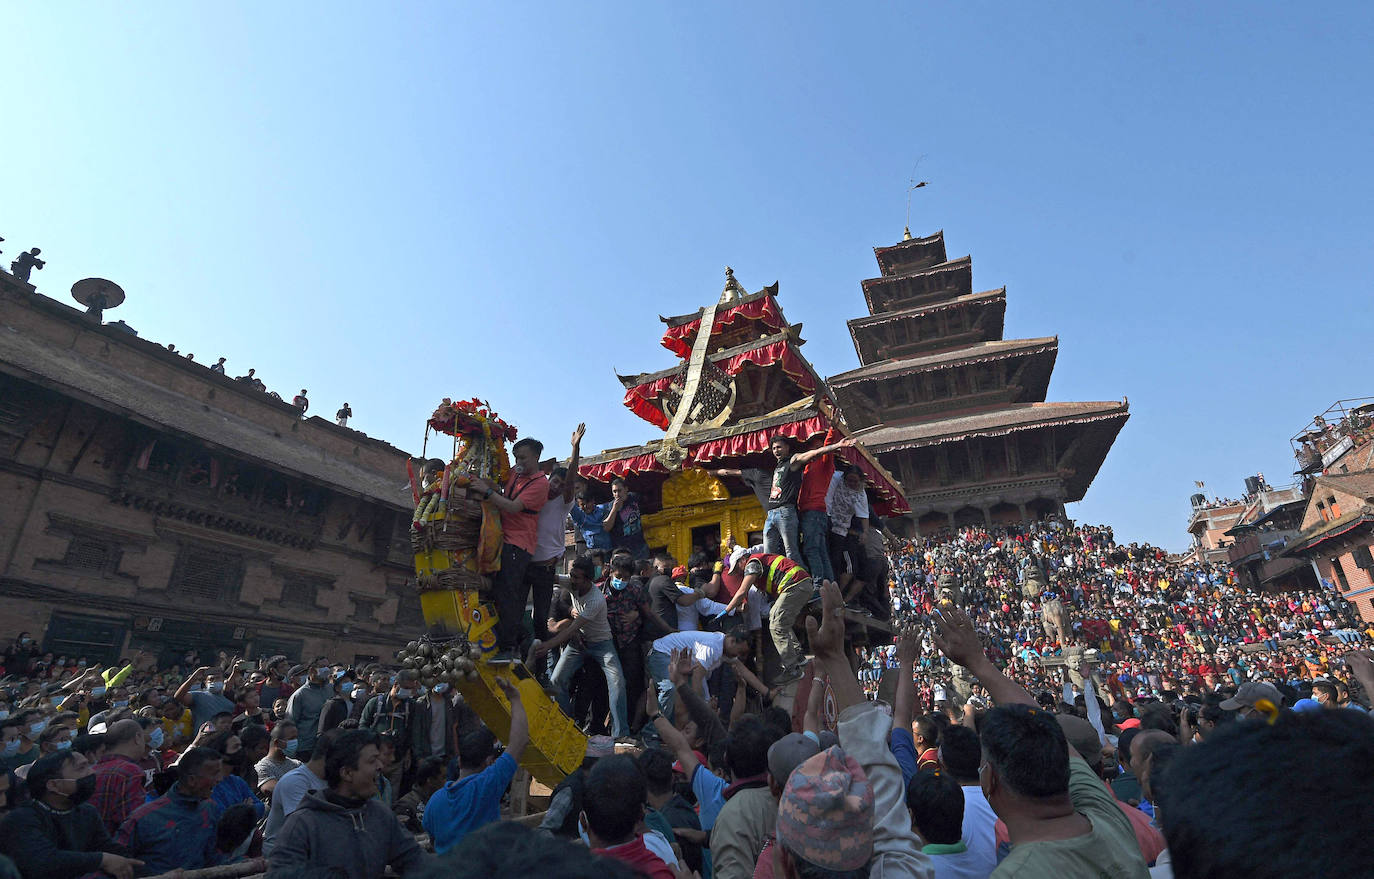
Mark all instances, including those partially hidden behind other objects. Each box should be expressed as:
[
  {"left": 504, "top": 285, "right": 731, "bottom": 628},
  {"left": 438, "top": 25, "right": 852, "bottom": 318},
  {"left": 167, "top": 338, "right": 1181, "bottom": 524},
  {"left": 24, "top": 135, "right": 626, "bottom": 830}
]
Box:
[
  {"left": 471, "top": 437, "right": 549, "bottom": 661},
  {"left": 90, "top": 719, "right": 148, "bottom": 834},
  {"left": 584, "top": 755, "right": 676, "bottom": 879},
  {"left": 797, "top": 428, "right": 840, "bottom": 583}
]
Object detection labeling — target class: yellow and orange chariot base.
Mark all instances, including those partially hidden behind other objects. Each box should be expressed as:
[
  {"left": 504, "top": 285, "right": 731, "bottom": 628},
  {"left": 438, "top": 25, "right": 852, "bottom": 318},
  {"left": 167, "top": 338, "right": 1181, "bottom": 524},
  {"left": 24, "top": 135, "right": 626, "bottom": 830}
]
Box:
[{"left": 414, "top": 587, "right": 587, "bottom": 788}]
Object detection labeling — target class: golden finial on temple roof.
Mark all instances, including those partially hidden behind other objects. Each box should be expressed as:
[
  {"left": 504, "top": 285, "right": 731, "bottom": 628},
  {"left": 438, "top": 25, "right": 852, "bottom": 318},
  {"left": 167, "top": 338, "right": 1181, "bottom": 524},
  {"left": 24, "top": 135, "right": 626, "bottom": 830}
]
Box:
[
  {"left": 903, "top": 226, "right": 912, "bottom": 241},
  {"left": 720, "top": 266, "right": 745, "bottom": 303}
]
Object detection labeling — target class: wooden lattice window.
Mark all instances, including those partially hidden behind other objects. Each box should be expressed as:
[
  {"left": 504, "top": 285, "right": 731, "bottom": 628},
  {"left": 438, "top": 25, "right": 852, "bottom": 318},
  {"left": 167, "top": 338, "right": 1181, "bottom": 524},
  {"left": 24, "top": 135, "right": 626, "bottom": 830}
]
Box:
[
  {"left": 169, "top": 546, "right": 244, "bottom": 603},
  {"left": 63, "top": 536, "right": 114, "bottom": 572},
  {"left": 280, "top": 575, "right": 322, "bottom": 609},
  {"left": 351, "top": 596, "right": 381, "bottom": 623}
]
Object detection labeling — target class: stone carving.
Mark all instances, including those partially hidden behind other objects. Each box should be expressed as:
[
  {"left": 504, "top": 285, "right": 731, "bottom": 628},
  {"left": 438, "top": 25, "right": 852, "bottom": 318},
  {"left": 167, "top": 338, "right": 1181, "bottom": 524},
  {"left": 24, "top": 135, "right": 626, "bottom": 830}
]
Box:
[{"left": 10, "top": 247, "right": 44, "bottom": 282}]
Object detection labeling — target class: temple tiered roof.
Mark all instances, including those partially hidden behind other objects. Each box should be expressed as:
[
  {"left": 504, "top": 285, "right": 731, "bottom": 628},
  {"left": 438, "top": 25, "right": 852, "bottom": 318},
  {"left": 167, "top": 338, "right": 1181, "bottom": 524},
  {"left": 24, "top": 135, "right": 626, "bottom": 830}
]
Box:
[{"left": 829, "top": 230, "right": 1126, "bottom": 528}]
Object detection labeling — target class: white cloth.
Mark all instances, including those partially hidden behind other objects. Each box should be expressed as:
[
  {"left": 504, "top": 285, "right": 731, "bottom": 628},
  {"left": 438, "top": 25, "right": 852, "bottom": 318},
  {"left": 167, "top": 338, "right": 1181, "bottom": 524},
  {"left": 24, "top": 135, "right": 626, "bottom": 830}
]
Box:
[
  {"left": 959, "top": 784, "right": 999, "bottom": 877},
  {"left": 1150, "top": 848, "right": 1174, "bottom": 878},
  {"left": 570, "top": 585, "right": 613, "bottom": 643},
  {"left": 652, "top": 631, "right": 727, "bottom": 672},
  {"left": 825, "top": 471, "right": 869, "bottom": 536},
  {"left": 676, "top": 584, "right": 731, "bottom": 631},
  {"left": 533, "top": 493, "right": 576, "bottom": 563},
  {"left": 642, "top": 830, "right": 679, "bottom": 868}
]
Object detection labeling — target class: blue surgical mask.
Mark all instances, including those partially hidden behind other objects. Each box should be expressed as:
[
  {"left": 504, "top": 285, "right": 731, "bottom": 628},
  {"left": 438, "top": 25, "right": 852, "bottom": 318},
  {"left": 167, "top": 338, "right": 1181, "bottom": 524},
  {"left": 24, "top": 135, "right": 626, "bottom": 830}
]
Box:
[
  {"left": 0, "top": 710, "right": 9, "bottom": 721},
  {"left": 593, "top": 565, "right": 604, "bottom": 580},
  {"left": 30, "top": 721, "right": 47, "bottom": 737},
  {"left": 395, "top": 688, "right": 413, "bottom": 700},
  {"left": 51, "top": 696, "right": 65, "bottom": 707},
  {"left": 208, "top": 682, "right": 224, "bottom": 694},
  {"left": 611, "top": 577, "right": 628, "bottom": 591},
  {"left": 113, "top": 700, "right": 129, "bottom": 708},
  {"left": 54, "top": 739, "right": 72, "bottom": 750},
  {"left": 433, "top": 683, "right": 449, "bottom": 694},
  {"left": 2, "top": 739, "right": 19, "bottom": 756},
  {"left": 341, "top": 682, "right": 355, "bottom": 694},
  {"left": 91, "top": 687, "right": 107, "bottom": 699},
  {"left": 316, "top": 666, "right": 331, "bottom": 679},
  {"left": 148, "top": 727, "right": 165, "bottom": 749},
  {"left": 283, "top": 738, "right": 299, "bottom": 757}
]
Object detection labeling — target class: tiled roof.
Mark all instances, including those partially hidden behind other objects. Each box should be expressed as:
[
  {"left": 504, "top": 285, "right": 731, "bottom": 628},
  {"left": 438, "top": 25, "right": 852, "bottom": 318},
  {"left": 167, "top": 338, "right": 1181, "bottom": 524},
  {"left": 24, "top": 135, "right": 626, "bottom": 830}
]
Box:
[
  {"left": 853, "top": 401, "right": 1129, "bottom": 452},
  {"left": 829, "top": 337, "right": 1057, "bottom": 387}
]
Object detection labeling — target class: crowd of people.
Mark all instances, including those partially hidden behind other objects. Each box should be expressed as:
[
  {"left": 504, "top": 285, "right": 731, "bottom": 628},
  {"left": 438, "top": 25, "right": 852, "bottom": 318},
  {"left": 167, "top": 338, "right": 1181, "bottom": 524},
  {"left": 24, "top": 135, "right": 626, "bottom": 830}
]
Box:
[{"left": 2, "top": 429, "right": 1373, "bottom": 878}]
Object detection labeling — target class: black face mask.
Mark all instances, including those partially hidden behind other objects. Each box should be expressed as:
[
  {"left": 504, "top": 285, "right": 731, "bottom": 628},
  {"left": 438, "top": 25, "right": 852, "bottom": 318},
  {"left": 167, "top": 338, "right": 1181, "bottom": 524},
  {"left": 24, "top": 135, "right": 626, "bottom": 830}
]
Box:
[{"left": 59, "top": 775, "right": 97, "bottom": 805}]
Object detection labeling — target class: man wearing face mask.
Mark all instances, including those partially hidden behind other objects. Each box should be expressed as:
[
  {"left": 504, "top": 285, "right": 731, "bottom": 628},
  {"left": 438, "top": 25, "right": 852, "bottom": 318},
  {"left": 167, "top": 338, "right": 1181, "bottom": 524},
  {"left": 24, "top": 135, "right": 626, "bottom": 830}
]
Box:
[
  {"left": 359, "top": 671, "right": 417, "bottom": 781},
  {"left": 0, "top": 750, "right": 144, "bottom": 879},
  {"left": 469, "top": 436, "right": 550, "bottom": 662},
  {"left": 285, "top": 658, "right": 334, "bottom": 761},
  {"left": 411, "top": 677, "right": 457, "bottom": 766},
  {"left": 15, "top": 724, "right": 75, "bottom": 780},
  {"left": 1, "top": 717, "right": 30, "bottom": 770},
  {"left": 255, "top": 720, "right": 302, "bottom": 797},
  {"left": 90, "top": 720, "right": 148, "bottom": 834},
  {"left": 174, "top": 664, "right": 239, "bottom": 732},
  {"left": 3, "top": 711, "right": 45, "bottom": 771}
]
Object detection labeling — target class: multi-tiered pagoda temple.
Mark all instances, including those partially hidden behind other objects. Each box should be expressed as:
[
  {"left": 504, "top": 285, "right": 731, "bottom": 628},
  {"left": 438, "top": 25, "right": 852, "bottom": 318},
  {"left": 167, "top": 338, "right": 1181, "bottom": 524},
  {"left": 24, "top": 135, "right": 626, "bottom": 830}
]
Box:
[
  {"left": 579, "top": 270, "right": 908, "bottom": 562},
  {"left": 829, "top": 230, "right": 1128, "bottom": 534}
]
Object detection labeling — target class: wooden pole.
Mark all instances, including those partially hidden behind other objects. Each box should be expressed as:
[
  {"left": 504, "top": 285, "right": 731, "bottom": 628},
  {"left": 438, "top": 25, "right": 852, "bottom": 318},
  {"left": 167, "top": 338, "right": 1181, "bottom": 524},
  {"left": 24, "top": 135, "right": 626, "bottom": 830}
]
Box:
[{"left": 143, "top": 859, "right": 268, "bottom": 879}]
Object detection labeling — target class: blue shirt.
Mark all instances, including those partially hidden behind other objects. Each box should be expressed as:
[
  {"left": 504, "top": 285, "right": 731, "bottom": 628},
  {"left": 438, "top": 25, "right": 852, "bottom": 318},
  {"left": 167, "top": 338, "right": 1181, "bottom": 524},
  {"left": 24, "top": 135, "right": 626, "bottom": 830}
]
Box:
[
  {"left": 570, "top": 503, "right": 614, "bottom": 551},
  {"left": 423, "top": 751, "right": 517, "bottom": 854},
  {"left": 188, "top": 689, "right": 235, "bottom": 730},
  {"left": 888, "top": 727, "right": 919, "bottom": 788},
  {"left": 211, "top": 773, "right": 264, "bottom": 819},
  {"left": 690, "top": 763, "right": 728, "bottom": 831}
]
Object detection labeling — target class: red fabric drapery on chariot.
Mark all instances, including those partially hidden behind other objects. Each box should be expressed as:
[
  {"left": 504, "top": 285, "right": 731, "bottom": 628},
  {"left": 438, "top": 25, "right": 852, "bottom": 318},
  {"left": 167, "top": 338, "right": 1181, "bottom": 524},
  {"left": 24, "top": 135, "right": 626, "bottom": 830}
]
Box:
[
  {"left": 661, "top": 297, "right": 788, "bottom": 358},
  {"left": 622, "top": 340, "right": 816, "bottom": 428}
]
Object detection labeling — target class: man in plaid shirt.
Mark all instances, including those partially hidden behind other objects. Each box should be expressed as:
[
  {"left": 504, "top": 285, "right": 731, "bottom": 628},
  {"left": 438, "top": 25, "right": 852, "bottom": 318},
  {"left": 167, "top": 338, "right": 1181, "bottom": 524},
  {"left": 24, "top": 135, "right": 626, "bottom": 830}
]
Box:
[{"left": 91, "top": 719, "right": 149, "bottom": 834}]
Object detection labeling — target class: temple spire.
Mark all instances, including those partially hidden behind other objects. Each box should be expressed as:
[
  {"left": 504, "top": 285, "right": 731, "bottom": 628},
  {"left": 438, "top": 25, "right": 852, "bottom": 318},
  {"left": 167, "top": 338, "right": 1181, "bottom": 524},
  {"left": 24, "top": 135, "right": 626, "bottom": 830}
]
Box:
[
  {"left": 903, "top": 226, "right": 912, "bottom": 241},
  {"left": 720, "top": 266, "right": 745, "bottom": 304}
]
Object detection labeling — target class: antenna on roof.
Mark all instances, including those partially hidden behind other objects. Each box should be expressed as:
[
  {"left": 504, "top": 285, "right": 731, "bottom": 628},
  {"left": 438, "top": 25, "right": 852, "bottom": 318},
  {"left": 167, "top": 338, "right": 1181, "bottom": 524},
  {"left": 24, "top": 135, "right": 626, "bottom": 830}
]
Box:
[
  {"left": 905, "top": 155, "right": 930, "bottom": 241},
  {"left": 71, "top": 278, "right": 125, "bottom": 324}
]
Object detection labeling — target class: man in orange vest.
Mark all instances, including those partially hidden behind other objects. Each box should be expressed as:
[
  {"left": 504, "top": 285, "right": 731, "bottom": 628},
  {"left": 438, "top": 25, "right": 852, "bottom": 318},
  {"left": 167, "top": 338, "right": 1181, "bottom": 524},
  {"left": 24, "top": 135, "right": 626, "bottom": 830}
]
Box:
[{"left": 718, "top": 547, "right": 820, "bottom": 685}]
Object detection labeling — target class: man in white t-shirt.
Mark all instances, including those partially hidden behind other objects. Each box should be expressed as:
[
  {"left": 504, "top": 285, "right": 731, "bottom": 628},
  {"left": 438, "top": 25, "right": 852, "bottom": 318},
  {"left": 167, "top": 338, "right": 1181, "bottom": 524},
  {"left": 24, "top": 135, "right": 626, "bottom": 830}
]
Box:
[
  {"left": 527, "top": 423, "right": 585, "bottom": 648},
  {"left": 646, "top": 629, "right": 751, "bottom": 723},
  {"left": 532, "top": 555, "right": 629, "bottom": 738}
]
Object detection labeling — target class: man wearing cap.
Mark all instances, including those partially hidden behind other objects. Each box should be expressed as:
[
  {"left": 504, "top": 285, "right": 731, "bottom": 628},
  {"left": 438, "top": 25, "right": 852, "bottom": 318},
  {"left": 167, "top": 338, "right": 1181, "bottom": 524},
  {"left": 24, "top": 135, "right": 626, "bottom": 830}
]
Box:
[
  {"left": 774, "top": 581, "right": 930, "bottom": 878},
  {"left": 1219, "top": 680, "right": 1284, "bottom": 718},
  {"left": 718, "top": 545, "right": 819, "bottom": 686}
]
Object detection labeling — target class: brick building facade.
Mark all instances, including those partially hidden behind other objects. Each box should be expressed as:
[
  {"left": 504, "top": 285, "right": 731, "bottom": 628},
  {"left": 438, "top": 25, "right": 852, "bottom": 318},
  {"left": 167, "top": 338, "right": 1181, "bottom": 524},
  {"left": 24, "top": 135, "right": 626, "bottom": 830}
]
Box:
[
  {"left": 0, "top": 268, "right": 423, "bottom": 667},
  {"left": 1284, "top": 470, "right": 1374, "bottom": 622}
]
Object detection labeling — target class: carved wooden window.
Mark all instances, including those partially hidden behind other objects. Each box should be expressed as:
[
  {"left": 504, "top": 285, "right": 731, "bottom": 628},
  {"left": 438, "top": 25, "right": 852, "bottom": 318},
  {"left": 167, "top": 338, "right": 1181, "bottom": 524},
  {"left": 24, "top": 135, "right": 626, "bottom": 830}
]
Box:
[
  {"left": 169, "top": 546, "right": 244, "bottom": 603},
  {"left": 63, "top": 536, "right": 115, "bottom": 572},
  {"left": 351, "top": 596, "right": 381, "bottom": 623},
  {"left": 395, "top": 589, "right": 425, "bottom": 630},
  {"left": 279, "top": 575, "right": 323, "bottom": 609}
]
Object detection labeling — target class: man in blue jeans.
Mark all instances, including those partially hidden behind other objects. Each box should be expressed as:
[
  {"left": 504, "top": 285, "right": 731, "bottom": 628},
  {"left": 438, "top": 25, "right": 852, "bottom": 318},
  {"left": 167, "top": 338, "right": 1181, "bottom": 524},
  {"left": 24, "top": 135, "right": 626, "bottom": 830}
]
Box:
[
  {"left": 711, "top": 433, "right": 855, "bottom": 565},
  {"left": 532, "top": 556, "right": 629, "bottom": 738}
]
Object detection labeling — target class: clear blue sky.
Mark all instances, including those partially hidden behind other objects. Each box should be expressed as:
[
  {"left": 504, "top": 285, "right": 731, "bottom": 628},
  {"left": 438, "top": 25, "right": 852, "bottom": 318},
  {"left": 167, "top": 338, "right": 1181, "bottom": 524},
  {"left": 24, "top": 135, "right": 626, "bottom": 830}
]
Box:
[{"left": 8, "top": 3, "right": 1372, "bottom": 551}]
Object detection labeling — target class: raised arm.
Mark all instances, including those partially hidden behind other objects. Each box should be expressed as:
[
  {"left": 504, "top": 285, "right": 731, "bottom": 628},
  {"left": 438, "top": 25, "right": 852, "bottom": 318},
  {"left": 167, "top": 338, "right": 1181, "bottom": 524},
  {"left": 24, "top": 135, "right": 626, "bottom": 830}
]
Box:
[
  {"left": 175, "top": 666, "right": 212, "bottom": 707},
  {"left": 788, "top": 436, "right": 857, "bottom": 471},
  {"left": 719, "top": 573, "right": 758, "bottom": 615},
  {"left": 892, "top": 628, "right": 919, "bottom": 734},
  {"left": 563, "top": 424, "right": 584, "bottom": 503},
  {"left": 804, "top": 672, "right": 826, "bottom": 739},
  {"left": 725, "top": 655, "right": 771, "bottom": 700},
  {"left": 932, "top": 605, "right": 1037, "bottom": 709},
  {"left": 495, "top": 677, "right": 529, "bottom": 763}
]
